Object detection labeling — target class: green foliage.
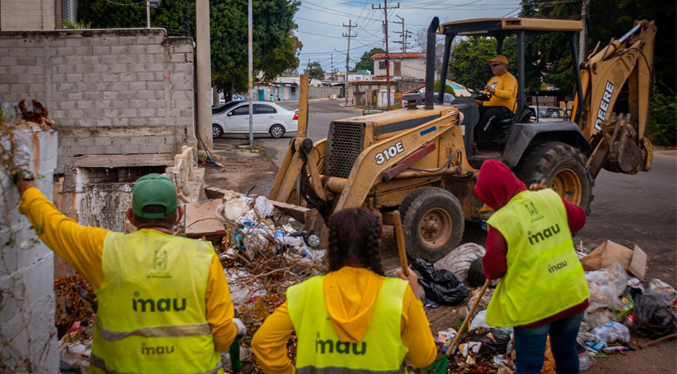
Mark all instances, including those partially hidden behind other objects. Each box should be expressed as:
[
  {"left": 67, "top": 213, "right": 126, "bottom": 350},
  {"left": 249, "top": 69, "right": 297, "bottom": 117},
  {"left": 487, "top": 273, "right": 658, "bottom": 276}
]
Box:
[
  {"left": 78, "top": 0, "right": 301, "bottom": 92},
  {"left": 305, "top": 61, "right": 324, "bottom": 80},
  {"left": 449, "top": 38, "right": 497, "bottom": 84},
  {"left": 353, "top": 48, "right": 385, "bottom": 72},
  {"left": 433, "top": 80, "right": 456, "bottom": 98},
  {"left": 648, "top": 85, "right": 677, "bottom": 145},
  {"left": 62, "top": 19, "right": 92, "bottom": 29}
]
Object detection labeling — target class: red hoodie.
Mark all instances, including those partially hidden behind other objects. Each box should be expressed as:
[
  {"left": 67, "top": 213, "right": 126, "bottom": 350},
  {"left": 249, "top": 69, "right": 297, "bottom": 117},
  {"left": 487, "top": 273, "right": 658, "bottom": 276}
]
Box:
[{"left": 474, "top": 160, "right": 588, "bottom": 327}]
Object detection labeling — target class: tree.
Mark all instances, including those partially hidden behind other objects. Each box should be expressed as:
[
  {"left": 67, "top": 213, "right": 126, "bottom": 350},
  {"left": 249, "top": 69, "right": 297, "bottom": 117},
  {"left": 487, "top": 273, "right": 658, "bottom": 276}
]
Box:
[
  {"left": 448, "top": 38, "right": 498, "bottom": 85},
  {"left": 352, "top": 48, "right": 384, "bottom": 72},
  {"left": 78, "top": 0, "right": 302, "bottom": 93},
  {"left": 305, "top": 61, "right": 325, "bottom": 80}
]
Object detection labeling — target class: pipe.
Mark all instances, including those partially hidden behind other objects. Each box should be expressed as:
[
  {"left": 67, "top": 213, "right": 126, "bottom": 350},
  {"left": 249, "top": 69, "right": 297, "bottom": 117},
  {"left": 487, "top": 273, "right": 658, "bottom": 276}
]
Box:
[{"left": 424, "top": 17, "right": 439, "bottom": 110}]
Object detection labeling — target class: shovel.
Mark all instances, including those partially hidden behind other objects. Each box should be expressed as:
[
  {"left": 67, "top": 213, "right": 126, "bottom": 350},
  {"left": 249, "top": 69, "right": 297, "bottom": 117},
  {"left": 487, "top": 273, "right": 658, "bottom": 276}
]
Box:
[
  {"left": 445, "top": 279, "right": 491, "bottom": 356},
  {"left": 229, "top": 337, "right": 242, "bottom": 374}
]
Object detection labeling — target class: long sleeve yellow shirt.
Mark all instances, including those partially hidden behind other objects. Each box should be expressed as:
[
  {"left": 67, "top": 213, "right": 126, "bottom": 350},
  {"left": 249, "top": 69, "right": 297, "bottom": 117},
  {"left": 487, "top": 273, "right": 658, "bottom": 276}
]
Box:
[
  {"left": 484, "top": 72, "right": 518, "bottom": 111},
  {"left": 251, "top": 267, "right": 437, "bottom": 374},
  {"left": 18, "top": 187, "right": 237, "bottom": 351}
]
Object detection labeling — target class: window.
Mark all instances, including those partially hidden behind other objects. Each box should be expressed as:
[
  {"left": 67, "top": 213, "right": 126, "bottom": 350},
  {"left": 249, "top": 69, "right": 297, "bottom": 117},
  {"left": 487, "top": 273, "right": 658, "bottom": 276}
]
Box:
[
  {"left": 291, "top": 86, "right": 296, "bottom": 94},
  {"left": 255, "top": 104, "right": 277, "bottom": 114},
  {"left": 378, "top": 61, "right": 387, "bottom": 70},
  {"left": 231, "top": 106, "right": 249, "bottom": 116},
  {"left": 393, "top": 61, "right": 401, "bottom": 76}
]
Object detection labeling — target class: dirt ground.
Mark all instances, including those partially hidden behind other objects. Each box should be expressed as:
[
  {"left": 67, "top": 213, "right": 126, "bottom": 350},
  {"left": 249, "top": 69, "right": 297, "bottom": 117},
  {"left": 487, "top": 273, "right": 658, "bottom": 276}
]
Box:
[{"left": 203, "top": 139, "right": 677, "bottom": 373}]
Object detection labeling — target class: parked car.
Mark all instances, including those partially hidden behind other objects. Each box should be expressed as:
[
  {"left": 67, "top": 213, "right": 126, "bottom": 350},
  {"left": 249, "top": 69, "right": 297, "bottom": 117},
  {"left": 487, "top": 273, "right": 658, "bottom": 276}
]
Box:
[
  {"left": 212, "top": 101, "right": 298, "bottom": 138},
  {"left": 212, "top": 100, "right": 246, "bottom": 115},
  {"left": 528, "top": 106, "right": 567, "bottom": 122}
]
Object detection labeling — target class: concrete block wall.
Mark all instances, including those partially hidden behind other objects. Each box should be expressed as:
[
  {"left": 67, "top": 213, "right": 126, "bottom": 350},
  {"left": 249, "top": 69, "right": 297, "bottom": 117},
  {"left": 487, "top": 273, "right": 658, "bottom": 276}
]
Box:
[
  {"left": 0, "top": 0, "right": 56, "bottom": 31},
  {"left": 0, "top": 28, "right": 195, "bottom": 177},
  {"left": 0, "top": 125, "right": 59, "bottom": 373}
]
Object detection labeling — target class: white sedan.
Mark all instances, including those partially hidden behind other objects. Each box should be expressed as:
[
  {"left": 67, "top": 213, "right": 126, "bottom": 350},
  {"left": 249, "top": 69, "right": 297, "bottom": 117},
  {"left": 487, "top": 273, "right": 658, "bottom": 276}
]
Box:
[{"left": 212, "top": 101, "right": 298, "bottom": 138}]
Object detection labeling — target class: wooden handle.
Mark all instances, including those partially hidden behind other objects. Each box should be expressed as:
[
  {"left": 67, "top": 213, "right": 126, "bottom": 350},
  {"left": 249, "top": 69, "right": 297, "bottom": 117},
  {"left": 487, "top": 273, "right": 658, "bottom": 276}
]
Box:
[
  {"left": 392, "top": 211, "right": 409, "bottom": 276},
  {"left": 445, "top": 279, "right": 491, "bottom": 356}
]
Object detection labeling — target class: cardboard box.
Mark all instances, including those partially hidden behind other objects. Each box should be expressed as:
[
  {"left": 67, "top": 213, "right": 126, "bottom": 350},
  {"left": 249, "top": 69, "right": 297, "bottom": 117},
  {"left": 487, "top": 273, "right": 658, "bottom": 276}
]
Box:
[{"left": 580, "top": 240, "right": 647, "bottom": 280}]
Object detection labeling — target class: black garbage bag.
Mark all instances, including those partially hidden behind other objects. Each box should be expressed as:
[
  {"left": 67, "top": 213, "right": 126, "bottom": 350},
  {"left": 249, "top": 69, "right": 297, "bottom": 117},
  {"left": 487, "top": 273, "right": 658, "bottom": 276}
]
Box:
[
  {"left": 467, "top": 257, "right": 487, "bottom": 288},
  {"left": 463, "top": 327, "right": 511, "bottom": 360},
  {"left": 632, "top": 294, "right": 676, "bottom": 338},
  {"left": 412, "top": 258, "right": 468, "bottom": 305}
]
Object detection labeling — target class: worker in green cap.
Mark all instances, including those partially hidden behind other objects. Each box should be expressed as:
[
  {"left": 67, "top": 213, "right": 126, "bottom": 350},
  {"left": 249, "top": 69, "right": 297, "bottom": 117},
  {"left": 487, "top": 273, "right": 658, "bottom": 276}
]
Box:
[{"left": 13, "top": 137, "right": 244, "bottom": 374}]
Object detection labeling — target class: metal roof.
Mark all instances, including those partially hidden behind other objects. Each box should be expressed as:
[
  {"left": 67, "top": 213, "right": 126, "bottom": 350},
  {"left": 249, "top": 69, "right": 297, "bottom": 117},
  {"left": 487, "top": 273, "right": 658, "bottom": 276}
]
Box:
[{"left": 438, "top": 18, "right": 583, "bottom": 37}]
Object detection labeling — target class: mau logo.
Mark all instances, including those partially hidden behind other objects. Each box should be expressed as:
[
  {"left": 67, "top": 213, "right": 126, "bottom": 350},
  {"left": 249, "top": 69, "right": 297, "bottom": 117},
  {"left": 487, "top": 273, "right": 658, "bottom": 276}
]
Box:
[
  {"left": 527, "top": 224, "right": 562, "bottom": 245},
  {"left": 594, "top": 81, "right": 615, "bottom": 130},
  {"left": 524, "top": 202, "right": 544, "bottom": 222},
  {"left": 315, "top": 333, "right": 367, "bottom": 355}
]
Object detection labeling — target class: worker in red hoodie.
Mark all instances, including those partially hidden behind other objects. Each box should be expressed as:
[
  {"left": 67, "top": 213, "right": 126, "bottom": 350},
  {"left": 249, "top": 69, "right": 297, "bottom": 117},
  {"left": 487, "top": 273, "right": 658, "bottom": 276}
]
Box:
[
  {"left": 474, "top": 160, "right": 589, "bottom": 374},
  {"left": 251, "top": 207, "right": 437, "bottom": 373}
]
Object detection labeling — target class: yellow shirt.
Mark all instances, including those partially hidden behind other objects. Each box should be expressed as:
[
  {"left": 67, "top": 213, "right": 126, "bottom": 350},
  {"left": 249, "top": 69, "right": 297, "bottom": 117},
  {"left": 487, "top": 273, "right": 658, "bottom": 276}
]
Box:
[
  {"left": 484, "top": 72, "right": 518, "bottom": 111},
  {"left": 18, "top": 187, "right": 237, "bottom": 351},
  {"left": 251, "top": 267, "right": 437, "bottom": 374}
]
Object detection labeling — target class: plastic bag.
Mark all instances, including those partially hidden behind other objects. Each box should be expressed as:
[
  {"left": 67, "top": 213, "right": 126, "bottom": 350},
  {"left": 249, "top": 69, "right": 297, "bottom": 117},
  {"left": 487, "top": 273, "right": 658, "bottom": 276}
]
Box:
[
  {"left": 467, "top": 258, "right": 487, "bottom": 288},
  {"left": 585, "top": 321, "right": 630, "bottom": 343},
  {"left": 578, "top": 352, "right": 595, "bottom": 371},
  {"left": 585, "top": 263, "right": 629, "bottom": 310},
  {"left": 412, "top": 258, "right": 469, "bottom": 306},
  {"left": 632, "top": 293, "right": 676, "bottom": 338},
  {"left": 254, "top": 196, "right": 275, "bottom": 218},
  {"left": 647, "top": 279, "right": 677, "bottom": 306},
  {"left": 470, "top": 310, "right": 491, "bottom": 330},
  {"left": 217, "top": 198, "right": 250, "bottom": 222},
  {"left": 434, "top": 243, "right": 485, "bottom": 285},
  {"left": 463, "top": 327, "right": 511, "bottom": 359},
  {"left": 581, "top": 309, "right": 616, "bottom": 333}
]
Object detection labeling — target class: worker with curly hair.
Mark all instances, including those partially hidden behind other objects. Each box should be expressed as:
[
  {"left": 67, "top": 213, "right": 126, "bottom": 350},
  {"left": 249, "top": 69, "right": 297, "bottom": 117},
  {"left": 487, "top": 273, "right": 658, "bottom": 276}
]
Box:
[{"left": 251, "top": 207, "right": 437, "bottom": 373}]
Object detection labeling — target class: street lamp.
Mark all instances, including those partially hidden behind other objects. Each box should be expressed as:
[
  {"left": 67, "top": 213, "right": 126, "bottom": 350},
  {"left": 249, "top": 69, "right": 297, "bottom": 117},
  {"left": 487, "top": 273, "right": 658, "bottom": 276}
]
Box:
[{"left": 146, "top": 0, "right": 162, "bottom": 28}]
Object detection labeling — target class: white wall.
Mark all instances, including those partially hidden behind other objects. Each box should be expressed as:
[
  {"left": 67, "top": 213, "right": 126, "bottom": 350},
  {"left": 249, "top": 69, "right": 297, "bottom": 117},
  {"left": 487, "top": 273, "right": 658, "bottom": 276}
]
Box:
[
  {"left": 0, "top": 125, "right": 59, "bottom": 373},
  {"left": 373, "top": 58, "right": 426, "bottom": 80}
]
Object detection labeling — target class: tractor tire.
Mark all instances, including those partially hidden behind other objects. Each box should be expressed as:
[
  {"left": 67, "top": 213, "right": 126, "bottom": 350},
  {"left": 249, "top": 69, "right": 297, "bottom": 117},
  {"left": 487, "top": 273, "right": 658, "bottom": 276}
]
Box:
[
  {"left": 399, "top": 187, "right": 464, "bottom": 263},
  {"left": 513, "top": 141, "right": 594, "bottom": 214}
]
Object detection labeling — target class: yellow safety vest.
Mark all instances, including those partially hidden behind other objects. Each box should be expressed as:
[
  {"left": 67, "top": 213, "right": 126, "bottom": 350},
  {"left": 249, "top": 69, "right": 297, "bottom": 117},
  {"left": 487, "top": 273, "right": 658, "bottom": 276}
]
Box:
[
  {"left": 287, "top": 275, "right": 409, "bottom": 374},
  {"left": 485, "top": 189, "right": 589, "bottom": 327},
  {"left": 89, "top": 230, "right": 223, "bottom": 374}
]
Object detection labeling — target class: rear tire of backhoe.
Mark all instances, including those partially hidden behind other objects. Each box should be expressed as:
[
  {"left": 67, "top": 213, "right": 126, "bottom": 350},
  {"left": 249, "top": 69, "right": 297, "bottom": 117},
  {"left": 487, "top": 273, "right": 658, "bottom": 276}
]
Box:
[
  {"left": 399, "top": 187, "right": 464, "bottom": 263},
  {"left": 513, "top": 141, "right": 594, "bottom": 214}
]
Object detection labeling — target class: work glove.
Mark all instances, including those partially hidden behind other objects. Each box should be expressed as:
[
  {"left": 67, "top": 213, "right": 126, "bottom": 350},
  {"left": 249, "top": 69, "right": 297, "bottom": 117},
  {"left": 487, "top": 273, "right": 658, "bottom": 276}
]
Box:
[
  {"left": 232, "top": 318, "right": 247, "bottom": 339},
  {"left": 11, "top": 129, "right": 31, "bottom": 178}
]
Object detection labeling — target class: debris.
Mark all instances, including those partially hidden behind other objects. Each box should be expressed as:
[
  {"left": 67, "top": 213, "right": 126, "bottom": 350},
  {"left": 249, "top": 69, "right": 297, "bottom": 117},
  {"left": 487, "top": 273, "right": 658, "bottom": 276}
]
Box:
[
  {"left": 582, "top": 322, "right": 631, "bottom": 344},
  {"left": 412, "top": 258, "right": 469, "bottom": 306},
  {"left": 585, "top": 263, "right": 629, "bottom": 311},
  {"left": 632, "top": 294, "right": 676, "bottom": 338},
  {"left": 580, "top": 240, "right": 647, "bottom": 280},
  {"left": 578, "top": 352, "right": 596, "bottom": 371},
  {"left": 434, "top": 243, "right": 486, "bottom": 286},
  {"left": 647, "top": 279, "right": 677, "bottom": 306},
  {"left": 184, "top": 199, "right": 228, "bottom": 236},
  {"left": 640, "top": 333, "right": 677, "bottom": 349}
]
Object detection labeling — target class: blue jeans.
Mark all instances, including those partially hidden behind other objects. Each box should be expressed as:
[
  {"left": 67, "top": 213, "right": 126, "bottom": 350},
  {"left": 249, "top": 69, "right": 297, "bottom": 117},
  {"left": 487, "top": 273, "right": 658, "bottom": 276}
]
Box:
[{"left": 513, "top": 312, "right": 584, "bottom": 374}]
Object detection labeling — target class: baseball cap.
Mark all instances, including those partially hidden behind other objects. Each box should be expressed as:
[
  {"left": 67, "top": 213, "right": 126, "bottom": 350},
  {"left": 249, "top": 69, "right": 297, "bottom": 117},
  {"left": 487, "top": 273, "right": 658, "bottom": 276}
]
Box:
[
  {"left": 486, "top": 55, "right": 508, "bottom": 64},
  {"left": 132, "top": 173, "right": 178, "bottom": 219}
]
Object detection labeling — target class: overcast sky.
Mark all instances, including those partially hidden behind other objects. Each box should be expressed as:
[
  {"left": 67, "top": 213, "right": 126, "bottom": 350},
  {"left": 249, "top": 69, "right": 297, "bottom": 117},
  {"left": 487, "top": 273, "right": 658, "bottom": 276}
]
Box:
[{"left": 294, "top": 0, "right": 523, "bottom": 73}]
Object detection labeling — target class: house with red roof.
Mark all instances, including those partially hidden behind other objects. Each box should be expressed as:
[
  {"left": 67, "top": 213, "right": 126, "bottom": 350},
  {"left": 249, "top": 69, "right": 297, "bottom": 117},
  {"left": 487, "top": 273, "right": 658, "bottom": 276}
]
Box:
[{"left": 370, "top": 52, "right": 430, "bottom": 80}]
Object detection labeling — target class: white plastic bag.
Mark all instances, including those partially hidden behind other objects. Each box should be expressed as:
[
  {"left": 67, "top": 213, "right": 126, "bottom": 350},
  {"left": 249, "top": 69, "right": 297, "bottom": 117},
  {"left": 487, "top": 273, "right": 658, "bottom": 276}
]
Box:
[
  {"left": 647, "top": 279, "right": 677, "bottom": 306},
  {"left": 585, "top": 321, "right": 630, "bottom": 343},
  {"left": 435, "top": 243, "right": 485, "bottom": 283},
  {"left": 578, "top": 352, "right": 595, "bottom": 371},
  {"left": 470, "top": 309, "right": 491, "bottom": 329},
  {"left": 217, "top": 198, "right": 250, "bottom": 222},
  {"left": 585, "top": 263, "right": 629, "bottom": 310},
  {"left": 255, "top": 196, "right": 275, "bottom": 218}
]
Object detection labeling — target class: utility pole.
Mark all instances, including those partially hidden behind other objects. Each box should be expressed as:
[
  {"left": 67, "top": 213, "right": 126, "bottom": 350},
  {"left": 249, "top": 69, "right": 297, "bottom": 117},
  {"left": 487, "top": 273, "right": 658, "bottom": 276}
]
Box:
[
  {"left": 330, "top": 53, "right": 334, "bottom": 81},
  {"left": 248, "top": 0, "right": 253, "bottom": 146},
  {"left": 196, "top": 0, "right": 212, "bottom": 149},
  {"left": 146, "top": 0, "right": 151, "bottom": 28},
  {"left": 373, "top": 1, "right": 399, "bottom": 108},
  {"left": 579, "top": 0, "right": 589, "bottom": 60},
  {"left": 393, "top": 15, "right": 411, "bottom": 53},
  {"left": 342, "top": 20, "right": 357, "bottom": 107}
]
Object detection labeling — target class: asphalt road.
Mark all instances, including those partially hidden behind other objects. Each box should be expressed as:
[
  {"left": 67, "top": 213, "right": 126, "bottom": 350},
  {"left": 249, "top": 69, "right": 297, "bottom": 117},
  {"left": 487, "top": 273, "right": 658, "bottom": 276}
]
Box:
[{"left": 256, "top": 99, "right": 677, "bottom": 286}]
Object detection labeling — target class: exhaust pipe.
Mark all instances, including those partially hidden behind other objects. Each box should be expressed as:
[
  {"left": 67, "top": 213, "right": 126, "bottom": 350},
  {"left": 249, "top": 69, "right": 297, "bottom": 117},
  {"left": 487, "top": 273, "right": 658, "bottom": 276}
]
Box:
[{"left": 425, "top": 17, "right": 440, "bottom": 110}]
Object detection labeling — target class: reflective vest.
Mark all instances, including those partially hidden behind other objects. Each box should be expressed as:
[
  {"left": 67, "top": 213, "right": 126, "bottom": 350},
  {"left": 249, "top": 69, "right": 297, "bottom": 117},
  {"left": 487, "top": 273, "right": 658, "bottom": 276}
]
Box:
[
  {"left": 485, "top": 189, "right": 590, "bottom": 327},
  {"left": 287, "top": 275, "right": 409, "bottom": 374},
  {"left": 90, "top": 230, "right": 223, "bottom": 374}
]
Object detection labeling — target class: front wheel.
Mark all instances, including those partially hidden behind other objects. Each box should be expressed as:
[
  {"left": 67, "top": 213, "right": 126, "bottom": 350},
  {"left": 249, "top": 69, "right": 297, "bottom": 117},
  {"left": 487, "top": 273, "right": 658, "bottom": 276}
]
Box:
[
  {"left": 399, "top": 187, "right": 465, "bottom": 263},
  {"left": 513, "top": 142, "right": 594, "bottom": 213},
  {"left": 269, "top": 124, "right": 285, "bottom": 138},
  {"left": 212, "top": 124, "right": 224, "bottom": 138}
]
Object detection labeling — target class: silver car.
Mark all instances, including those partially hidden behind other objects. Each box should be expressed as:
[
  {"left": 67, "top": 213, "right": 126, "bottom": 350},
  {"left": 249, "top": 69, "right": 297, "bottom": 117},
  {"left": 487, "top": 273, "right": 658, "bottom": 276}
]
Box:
[
  {"left": 529, "top": 106, "right": 567, "bottom": 122},
  {"left": 212, "top": 101, "right": 298, "bottom": 138}
]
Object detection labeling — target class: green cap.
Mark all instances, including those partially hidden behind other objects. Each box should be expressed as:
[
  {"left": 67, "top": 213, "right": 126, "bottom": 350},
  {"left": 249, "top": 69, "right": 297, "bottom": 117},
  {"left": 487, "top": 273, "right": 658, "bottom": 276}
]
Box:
[{"left": 131, "top": 173, "right": 178, "bottom": 219}]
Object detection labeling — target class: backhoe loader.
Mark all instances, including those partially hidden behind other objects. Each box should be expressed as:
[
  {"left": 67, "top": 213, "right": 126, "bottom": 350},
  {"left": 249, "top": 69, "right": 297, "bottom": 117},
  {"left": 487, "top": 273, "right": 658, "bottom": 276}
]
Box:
[{"left": 269, "top": 17, "right": 656, "bottom": 263}]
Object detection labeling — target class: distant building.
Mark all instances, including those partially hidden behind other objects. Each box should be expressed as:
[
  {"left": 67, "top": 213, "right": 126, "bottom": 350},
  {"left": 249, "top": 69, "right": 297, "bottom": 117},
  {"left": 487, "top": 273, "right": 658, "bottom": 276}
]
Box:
[
  {"left": 371, "top": 52, "right": 429, "bottom": 80},
  {"left": 0, "top": 0, "right": 78, "bottom": 31}
]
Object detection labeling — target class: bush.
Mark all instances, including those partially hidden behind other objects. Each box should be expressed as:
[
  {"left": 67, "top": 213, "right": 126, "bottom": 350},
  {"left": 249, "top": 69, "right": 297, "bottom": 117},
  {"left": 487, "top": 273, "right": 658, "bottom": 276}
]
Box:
[
  {"left": 649, "top": 85, "right": 677, "bottom": 145},
  {"left": 434, "top": 80, "right": 456, "bottom": 98}
]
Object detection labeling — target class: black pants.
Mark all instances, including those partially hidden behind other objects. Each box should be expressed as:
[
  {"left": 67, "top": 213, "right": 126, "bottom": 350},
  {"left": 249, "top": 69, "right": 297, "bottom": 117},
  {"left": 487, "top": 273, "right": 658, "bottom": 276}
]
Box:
[{"left": 474, "top": 106, "right": 513, "bottom": 148}]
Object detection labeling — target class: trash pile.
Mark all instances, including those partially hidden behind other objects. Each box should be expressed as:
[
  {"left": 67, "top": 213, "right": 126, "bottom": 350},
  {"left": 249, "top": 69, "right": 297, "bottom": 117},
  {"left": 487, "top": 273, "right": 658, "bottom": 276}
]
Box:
[{"left": 418, "top": 240, "right": 676, "bottom": 373}]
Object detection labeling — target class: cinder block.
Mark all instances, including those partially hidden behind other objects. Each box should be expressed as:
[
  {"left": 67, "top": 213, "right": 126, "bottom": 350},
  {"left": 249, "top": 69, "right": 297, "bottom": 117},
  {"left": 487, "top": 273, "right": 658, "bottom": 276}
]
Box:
[
  {"left": 73, "top": 46, "right": 92, "bottom": 56},
  {"left": 139, "top": 54, "right": 154, "bottom": 63},
  {"left": 120, "top": 55, "right": 137, "bottom": 64},
  {"left": 10, "top": 47, "right": 28, "bottom": 57},
  {"left": 94, "top": 137, "right": 112, "bottom": 146},
  {"left": 75, "top": 137, "right": 95, "bottom": 147},
  {"left": 111, "top": 46, "right": 129, "bottom": 55},
  {"left": 56, "top": 47, "right": 75, "bottom": 57},
  {"left": 27, "top": 66, "right": 43, "bottom": 75},
  {"left": 129, "top": 45, "right": 146, "bottom": 55},
  {"left": 102, "top": 73, "right": 118, "bottom": 82},
  {"left": 0, "top": 39, "right": 18, "bottom": 48},
  {"left": 97, "top": 118, "right": 113, "bottom": 127},
  {"left": 121, "top": 144, "right": 140, "bottom": 154},
  {"left": 83, "top": 92, "right": 100, "bottom": 101},
  {"left": 104, "top": 109, "right": 121, "bottom": 117},
  {"left": 170, "top": 53, "right": 187, "bottom": 63},
  {"left": 77, "top": 101, "right": 94, "bottom": 110},
  {"left": 67, "top": 110, "right": 84, "bottom": 119},
  {"left": 92, "top": 46, "right": 111, "bottom": 55},
  {"left": 145, "top": 63, "right": 164, "bottom": 72},
  {"left": 110, "top": 82, "right": 129, "bottom": 91},
  {"left": 129, "top": 64, "right": 146, "bottom": 72},
  {"left": 119, "top": 73, "right": 138, "bottom": 82},
  {"left": 68, "top": 92, "right": 83, "bottom": 101},
  {"left": 104, "top": 145, "right": 123, "bottom": 154},
  {"left": 17, "top": 75, "right": 36, "bottom": 84},
  {"left": 66, "top": 74, "right": 82, "bottom": 83},
  {"left": 59, "top": 101, "right": 75, "bottom": 110},
  {"left": 138, "top": 108, "right": 155, "bottom": 117},
  {"left": 120, "top": 108, "right": 138, "bottom": 117},
  {"left": 147, "top": 99, "right": 164, "bottom": 108},
  {"left": 103, "top": 91, "right": 118, "bottom": 100},
  {"left": 0, "top": 56, "right": 18, "bottom": 65},
  {"left": 130, "top": 117, "right": 147, "bottom": 126},
  {"left": 120, "top": 91, "right": 139, "bottom": 100},
  {"left": 94, "top": 64, "right": 110, "bottom": 74},
  {"left": 137, "top": 72, "right": 154, "bottom": 81},
  {"left": 156, "top": 108, "right": 166, "bottom": 117},
  {"left": 147, "top": 45, "right": 164, "bottom": 54},
  {"left": 112, "top": 100, "right": 128, "bottom": 109},
  {"left": 28, "top": 83, "right": 45, "bottom": 93},
  {"left": 101, "top": 55, "right": 118, "bottom": 64},
  {"left": 154, "top": 54, "right": 167, "bottom": 63},
  {"left": 138, "top": 90, "right": 155, "bottom": 100},
  {"left": 26, "top": 48, "right": 44, "bottom": 57},
  {"left": 111, "top": 64, "right": 127, "bottom": 73},
  {"left": 112, "top": 137, "right": 132, "bottom": 145}
]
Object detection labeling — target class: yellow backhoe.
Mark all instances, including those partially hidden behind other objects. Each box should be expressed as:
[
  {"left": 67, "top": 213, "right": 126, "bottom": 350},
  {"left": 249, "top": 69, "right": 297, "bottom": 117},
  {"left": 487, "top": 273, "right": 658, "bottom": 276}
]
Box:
[{"left": 269, "top": 17, "right": 656, "bottom": 262}]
